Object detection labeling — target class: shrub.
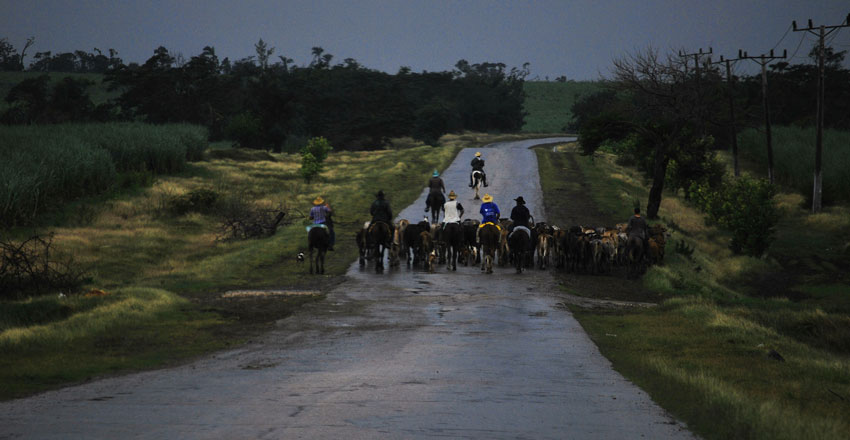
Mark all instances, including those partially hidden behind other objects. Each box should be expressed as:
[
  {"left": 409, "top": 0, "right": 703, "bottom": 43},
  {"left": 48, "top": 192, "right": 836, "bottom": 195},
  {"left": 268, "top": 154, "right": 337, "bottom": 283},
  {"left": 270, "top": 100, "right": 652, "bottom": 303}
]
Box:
[
  {"left": 689, "top": 176, "right": 778, "bottom": 256},
  {"left": 300, "top": 137, "right": 333, "bottom": 182},
  {"left": 0, "top": 234, "right": 90, "bottom": 299},
  {"left": 168, "top": 188, "right": 220, "bottom": 216},
  {"left": 224, "top": 113, "right": 263, "bottom": 149}
]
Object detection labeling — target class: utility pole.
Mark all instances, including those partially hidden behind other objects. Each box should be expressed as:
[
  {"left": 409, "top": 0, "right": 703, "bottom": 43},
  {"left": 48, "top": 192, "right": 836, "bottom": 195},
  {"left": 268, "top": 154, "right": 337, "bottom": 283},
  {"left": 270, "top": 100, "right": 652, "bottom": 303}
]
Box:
[
  {"left": 679, "top": 48, "right": 713, "bottom": 133},
  {"left": 740, "top": 48, "right": 786, "bottom": 184},
  {"left": 709, "top": 55, "right": 743, "bottom": 177},
  {"left": 793, "top": 16, "right": 850, "bottom": 213}
]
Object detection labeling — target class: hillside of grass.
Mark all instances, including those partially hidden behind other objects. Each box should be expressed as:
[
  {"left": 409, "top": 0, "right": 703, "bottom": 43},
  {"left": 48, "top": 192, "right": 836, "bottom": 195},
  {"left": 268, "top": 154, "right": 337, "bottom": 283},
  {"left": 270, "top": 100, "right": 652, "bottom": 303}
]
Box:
[
  {"left": 537, "top": 142, "right": 850, "bottom": 440},
  {"left": 521, "top": 80, "right": 603, "bottom": 133}
]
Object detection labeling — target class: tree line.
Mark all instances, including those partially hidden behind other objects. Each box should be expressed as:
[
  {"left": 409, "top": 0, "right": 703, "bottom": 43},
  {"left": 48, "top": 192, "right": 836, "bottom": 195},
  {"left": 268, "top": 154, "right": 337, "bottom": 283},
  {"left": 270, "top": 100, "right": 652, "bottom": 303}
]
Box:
[{"left": 1, "top": 38, "right": 528, "bottom": 150}]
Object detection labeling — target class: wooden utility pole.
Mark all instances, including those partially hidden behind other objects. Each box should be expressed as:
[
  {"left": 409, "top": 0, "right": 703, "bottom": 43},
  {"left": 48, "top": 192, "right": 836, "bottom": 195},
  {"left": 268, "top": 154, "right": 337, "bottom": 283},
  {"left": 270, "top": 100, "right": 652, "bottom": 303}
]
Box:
[
  {"left": 679, "top": 48, "right": 713, "bottom": 133},
  {"left": 709, "top": 55, "right": 743, "bottom": 177},
  {"left": 741, "top": 49, "right": 786, "bottom": 184},
  {"left": 792, "top": 16, "right": 850, "bottom": 213}
]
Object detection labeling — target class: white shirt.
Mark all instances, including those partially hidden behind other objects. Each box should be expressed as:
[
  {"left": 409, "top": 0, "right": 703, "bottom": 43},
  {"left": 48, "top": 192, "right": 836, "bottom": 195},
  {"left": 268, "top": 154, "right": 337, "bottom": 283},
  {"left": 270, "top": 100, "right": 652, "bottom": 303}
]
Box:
[{"left": 443, "top": 200, "right": 463, "bottom": 223}]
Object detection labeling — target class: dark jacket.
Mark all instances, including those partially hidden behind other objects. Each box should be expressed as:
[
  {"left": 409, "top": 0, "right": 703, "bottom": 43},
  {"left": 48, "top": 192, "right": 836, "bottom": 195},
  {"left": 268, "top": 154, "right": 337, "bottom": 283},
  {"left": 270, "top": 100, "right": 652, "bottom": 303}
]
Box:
[
  {"left": 427, "top": 177, "right": 445, "bottom": 195},
  {"left": 510, "top": 205, "right": 532, "bottom": 228},
  {"left": 627, "top": 215, "right": 648, "bottom": 240},
  {"left": 471, "top": 157, "right": 485, "bottom": 171},
  {"left": 370, "top": 198, "right": 393, "bottom": 224}
]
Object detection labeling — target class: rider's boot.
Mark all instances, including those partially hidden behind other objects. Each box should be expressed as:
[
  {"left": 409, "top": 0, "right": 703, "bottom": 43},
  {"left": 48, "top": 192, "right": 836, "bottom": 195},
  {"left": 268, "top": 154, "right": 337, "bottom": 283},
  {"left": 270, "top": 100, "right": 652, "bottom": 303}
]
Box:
[{"left": 483, "top": 174, "right": 489, "bottom": 187}]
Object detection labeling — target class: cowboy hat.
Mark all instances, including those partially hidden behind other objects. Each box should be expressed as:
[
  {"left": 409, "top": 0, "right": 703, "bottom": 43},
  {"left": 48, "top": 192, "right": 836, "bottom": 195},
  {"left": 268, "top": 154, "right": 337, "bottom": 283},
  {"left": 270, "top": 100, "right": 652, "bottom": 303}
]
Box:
[
  {"left": 432, "top": 170, "right": 439, "bottom": 177},
  {"left": 448, "top": 190, "right": 457, "bottom": 200},
  {"left": 313, "top": 196, "right": 324, "bottom": 205},
  {"left": 514, "top": 196, "right": 525, "bottom": 205},
  {"left": 475, "top": 152, "right": 482, "bottom": 157},
  {"left": 482, "top": 193, "right": 493, "bottom": 202}
]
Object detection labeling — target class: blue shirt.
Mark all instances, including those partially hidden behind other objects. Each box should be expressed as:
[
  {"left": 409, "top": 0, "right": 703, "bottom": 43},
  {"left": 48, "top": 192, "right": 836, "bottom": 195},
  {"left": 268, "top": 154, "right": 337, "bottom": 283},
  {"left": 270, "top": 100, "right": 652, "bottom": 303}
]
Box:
[{"left": 480, "top": 202, "right": 500, "bottom": 224}]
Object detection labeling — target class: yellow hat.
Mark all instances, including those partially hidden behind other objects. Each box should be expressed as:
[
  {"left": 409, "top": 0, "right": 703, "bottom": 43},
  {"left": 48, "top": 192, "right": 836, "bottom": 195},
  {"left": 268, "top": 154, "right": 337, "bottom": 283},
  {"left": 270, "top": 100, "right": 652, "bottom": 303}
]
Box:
[
  {"left": 448, "top": 190, "right": 457, "bottom": 200},
  {"left": 313, "top": 196, "right": 324, "bottom": 206},
  {"left": 481, "top": 194, "right": 493, "bottom": 202},
  {"left": 475, "top": 152, "right": 482, "bottom": 157}
]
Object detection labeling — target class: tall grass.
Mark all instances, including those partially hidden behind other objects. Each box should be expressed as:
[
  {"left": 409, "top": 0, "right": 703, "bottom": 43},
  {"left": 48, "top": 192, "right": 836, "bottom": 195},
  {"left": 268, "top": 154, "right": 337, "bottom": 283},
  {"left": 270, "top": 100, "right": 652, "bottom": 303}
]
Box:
[
  {"left": 738, "top": 126, "right": 850, "bottom": 203},
  {"left": 0, "top": 123, "right": 208, "bottom": 226}
]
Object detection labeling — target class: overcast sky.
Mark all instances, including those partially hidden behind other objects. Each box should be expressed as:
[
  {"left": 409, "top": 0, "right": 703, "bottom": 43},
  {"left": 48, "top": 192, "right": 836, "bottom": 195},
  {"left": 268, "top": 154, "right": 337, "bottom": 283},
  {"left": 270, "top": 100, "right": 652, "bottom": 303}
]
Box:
[{"left": 2, "top": 0, "right": 849, "bottom": 80}]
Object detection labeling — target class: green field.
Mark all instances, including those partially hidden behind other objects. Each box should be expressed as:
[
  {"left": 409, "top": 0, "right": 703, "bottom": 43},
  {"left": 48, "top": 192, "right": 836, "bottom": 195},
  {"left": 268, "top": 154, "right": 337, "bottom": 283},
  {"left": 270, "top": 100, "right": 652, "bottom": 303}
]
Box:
[
  {"left": 537, "top": 143, "right": 850, "bottom": 440},
  {"left": 521, "top": 80, "right": 603, "bottom": 133},
  {"left": 738, "top": 126, "right": 850, "bottom": 204}
]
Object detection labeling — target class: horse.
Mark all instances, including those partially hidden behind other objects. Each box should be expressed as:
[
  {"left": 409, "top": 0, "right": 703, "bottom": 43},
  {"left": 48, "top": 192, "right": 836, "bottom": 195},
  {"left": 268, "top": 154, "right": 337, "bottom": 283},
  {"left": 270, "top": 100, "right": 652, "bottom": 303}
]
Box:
[
  {"left": 460, "top": 219, "right": 480, "bottom": 266},
  {"left": 478, "top": 223, "right": 500, "bottom": 274},
  {"left": 403, "top": 220, "right": 429, "bottom": 266},
  {"left": 426, "top": 192, "right": 445, "bottom": 225},
  {"left": 307, "top": 225, "right": 330, "bottom": 274},
  {"left": 498, "top": 219, "right": 513, "bottom": 266},
  {"left": 368, "top": 221, "right": 393, "bottom": 273},
  {"left": 442, "top": 222, "right": 464, "bottom": 271},
  {"left": 508, "top": 227, "right": 531, "bottom": 274},
  {"left": 626, "top": 234, "right": 646, "bottom": 279},
  {"left": 471, "top": 170, "right": 484, "bottom": 200},
  {"left": 356, "top": 223, "right": 370, "bottom": 265}
]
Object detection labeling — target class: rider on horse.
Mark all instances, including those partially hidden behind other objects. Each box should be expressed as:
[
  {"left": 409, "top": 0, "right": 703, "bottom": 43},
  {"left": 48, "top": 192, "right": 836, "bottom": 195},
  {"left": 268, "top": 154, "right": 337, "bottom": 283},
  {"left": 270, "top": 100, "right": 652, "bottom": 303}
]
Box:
[
  {"left": 626, "top": 207, "right": 649, "bottom": 255},
  {"left": 425, "top": 170, "right": 445, "bottom": 213},
  {"left": 469, "top": 152, "right": 488, "bottom": 188},
  {"left": 508, "top": 196, "right": 532, "bottom": 232},
  {"left": 442, "top": 190, "right": 464, "bottom": 226},
  {"left": 477, "top": 193, "right": 500, "bottom": 242},
  {"left": 370, "top": 190, "right": 393, "bottom": 232},
  {"left": 309, "top": 196, "right": 334, "bottom": 251}
]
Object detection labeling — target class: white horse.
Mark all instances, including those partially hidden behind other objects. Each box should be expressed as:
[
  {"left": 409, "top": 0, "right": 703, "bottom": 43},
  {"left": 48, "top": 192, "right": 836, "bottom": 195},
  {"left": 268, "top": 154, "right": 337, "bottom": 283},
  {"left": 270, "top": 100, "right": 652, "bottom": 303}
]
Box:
[{"left": 472, "top": 170, "right": 484, "bottom": 200}]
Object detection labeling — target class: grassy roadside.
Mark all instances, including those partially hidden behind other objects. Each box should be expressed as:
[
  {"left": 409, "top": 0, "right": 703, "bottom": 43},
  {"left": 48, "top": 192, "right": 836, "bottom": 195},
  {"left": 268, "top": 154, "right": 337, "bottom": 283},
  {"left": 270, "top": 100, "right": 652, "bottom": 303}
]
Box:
[
  {"left": 536, "top": 143, "right": 850, "bottom": 440},
  {"left": 0, "top": 132, "right": 532, "bottom": 400}
]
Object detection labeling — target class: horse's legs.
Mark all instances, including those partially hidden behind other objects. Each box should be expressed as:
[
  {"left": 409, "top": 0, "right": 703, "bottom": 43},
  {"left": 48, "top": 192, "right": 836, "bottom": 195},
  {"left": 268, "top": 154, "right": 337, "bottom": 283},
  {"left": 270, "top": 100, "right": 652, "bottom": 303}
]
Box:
[{"left": 309, "top": 247, "right": 314, "bottom": 274}]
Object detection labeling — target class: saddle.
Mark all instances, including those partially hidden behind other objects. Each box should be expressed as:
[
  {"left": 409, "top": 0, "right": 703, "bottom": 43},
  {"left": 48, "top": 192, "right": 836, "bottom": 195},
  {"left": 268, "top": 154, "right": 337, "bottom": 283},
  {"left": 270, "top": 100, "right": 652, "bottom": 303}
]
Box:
[
  {"left": 508, "top": 225, "right": 531, "bottom": 239},
  {"left": 306, "top": 223, "right": 328, "bottom": 232},
  {"left": 478, "top": 221, "right": 501, "bottom": 231}
]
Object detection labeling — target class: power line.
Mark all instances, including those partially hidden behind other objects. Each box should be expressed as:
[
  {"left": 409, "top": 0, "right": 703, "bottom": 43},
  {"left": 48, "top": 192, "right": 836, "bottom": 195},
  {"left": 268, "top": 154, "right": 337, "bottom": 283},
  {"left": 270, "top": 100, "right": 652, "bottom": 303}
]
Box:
[{"left": 771, "top": 23, "right": 793, "bottom": 51}]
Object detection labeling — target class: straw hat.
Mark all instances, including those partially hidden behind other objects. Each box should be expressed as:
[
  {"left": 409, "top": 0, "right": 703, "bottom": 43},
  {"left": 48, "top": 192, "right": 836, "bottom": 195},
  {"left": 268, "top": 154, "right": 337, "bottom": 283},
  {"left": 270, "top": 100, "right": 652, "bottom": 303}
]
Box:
[
  {"left": 475, "top": 152, "right": 482, "bottom": 157},
  {"left": 313, "top": 196, "right": 324, "bottom": 206},
  {"left": 448, "top": 190, "right": 457, "bottom": 200},
  {"left": 481, "top": 194, "right": 493, "bottom": 202}
]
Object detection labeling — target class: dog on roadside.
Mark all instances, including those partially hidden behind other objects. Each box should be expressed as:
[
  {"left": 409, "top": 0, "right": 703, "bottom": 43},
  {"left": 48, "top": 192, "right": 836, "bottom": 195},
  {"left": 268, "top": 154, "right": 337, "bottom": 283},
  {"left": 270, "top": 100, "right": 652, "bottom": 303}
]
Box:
[{"left": 296, "top": 252, "right": 305, "bottom": 263}]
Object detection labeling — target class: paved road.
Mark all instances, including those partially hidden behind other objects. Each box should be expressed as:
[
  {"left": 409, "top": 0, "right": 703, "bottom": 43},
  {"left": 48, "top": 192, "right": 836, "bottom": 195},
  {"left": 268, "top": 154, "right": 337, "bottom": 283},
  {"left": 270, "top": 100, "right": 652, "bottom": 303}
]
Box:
[{"left": 0, "top": 138, "right": 695, "bottom": 439}]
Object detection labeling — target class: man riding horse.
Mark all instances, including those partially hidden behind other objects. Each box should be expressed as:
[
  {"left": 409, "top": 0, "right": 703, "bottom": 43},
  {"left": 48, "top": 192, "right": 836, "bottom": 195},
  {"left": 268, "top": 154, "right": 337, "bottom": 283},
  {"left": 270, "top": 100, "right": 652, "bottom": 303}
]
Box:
[
  {"left": 627, "top": 207, "right": 649, "bottom": 255},
  {"left": 508, "top": 196, "right": 532, "bottom": 232},
  {"left": 477, "top": 193, "right": 500, "bottom": 243},
  {"left": 309, "top": 196, "right": 334, "bottom": 251},
  {"left": 469, "top": 151, "right": 488, "bottom": 188},
  {"left": 442, "top": 190, "right": 464, "bottom": 225},
  {"left": 370, "top": 190, "right": 393, "bottom": 230},
  {"left": 424, "top": 170, "right": 445, "bottom": 222}
]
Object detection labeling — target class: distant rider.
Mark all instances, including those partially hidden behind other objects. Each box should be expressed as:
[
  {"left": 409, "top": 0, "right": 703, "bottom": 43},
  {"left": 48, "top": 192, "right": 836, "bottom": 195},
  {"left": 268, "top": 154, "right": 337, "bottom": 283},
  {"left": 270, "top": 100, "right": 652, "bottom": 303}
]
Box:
[
  {"left": 309, "top": 196, "right": 335, "bottom": 250},
  {"left": 626, "top": 207, "right": 649, "bottom": 254},
  {"left": 476, "top": 193, "right": 500, "bottom": 243},
  {"left": 509, "top": 196, "right": 532, "bottom": 232},
  {"left": 469, "top": 151, "right": 488, "bottom": 187},
  {"left": 370, "top": 190, "right": 393, "bottom": 228},
  {"left": 425, "top": 170, "right": 445, "bottom": 212}
]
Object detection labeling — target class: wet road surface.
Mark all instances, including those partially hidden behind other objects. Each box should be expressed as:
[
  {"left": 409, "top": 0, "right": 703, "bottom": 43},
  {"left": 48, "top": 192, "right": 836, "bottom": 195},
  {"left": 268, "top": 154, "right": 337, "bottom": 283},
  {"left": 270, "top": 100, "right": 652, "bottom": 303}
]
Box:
[{"left": 0, "top": 138, "right": 695, "bottom": 439}]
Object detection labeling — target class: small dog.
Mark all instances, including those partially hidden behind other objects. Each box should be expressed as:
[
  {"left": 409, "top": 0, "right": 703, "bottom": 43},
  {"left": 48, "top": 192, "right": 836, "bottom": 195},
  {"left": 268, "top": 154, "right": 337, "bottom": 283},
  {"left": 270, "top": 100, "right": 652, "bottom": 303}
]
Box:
[
  {"left": 296, "top": 252, "right": 305, "bottom": 263},
  {"left": 428, "top": 251, "right": 437, "bottom": 273}
]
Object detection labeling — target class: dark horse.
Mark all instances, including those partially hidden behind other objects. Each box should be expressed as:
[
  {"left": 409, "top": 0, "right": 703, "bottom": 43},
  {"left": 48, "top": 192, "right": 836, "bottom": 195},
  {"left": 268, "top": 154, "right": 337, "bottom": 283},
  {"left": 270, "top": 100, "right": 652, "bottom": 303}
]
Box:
[
  {"left": 368, "top": 221, "right": 393, "bottom": 273},
  {"left": 308, "top": 226, "right": 330, "bottom": 274},
  {"left": 426, "top": 192, "right": 445, "bottom": 225},
  {"left": 626, "top": 235, "right": 646, "bottom": 279},
  {"left": 508, "top": 227, "right": 532, "bottom": 274},
  {"left": 478, "top": 223, "right": 500, "bottom": 274},
  {"left": 442, "top": 222, "right": 464, "bottom": 271}
]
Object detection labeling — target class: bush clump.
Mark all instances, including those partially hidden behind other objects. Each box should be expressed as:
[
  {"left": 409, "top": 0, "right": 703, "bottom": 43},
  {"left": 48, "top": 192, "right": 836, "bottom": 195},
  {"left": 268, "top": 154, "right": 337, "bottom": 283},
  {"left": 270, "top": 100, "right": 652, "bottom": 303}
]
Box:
[
  {"left": 300, "top": 137, "right": 333, "bottom": 183},
  {"left": 689, "top": 176, "right": 778, "bottom": 256}
]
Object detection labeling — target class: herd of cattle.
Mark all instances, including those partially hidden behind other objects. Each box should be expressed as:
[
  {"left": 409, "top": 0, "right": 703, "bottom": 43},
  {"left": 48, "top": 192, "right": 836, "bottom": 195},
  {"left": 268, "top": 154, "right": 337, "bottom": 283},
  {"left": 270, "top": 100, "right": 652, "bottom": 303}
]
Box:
[{"left": 356, "top": 217, "right": 670, "bottom": 277}]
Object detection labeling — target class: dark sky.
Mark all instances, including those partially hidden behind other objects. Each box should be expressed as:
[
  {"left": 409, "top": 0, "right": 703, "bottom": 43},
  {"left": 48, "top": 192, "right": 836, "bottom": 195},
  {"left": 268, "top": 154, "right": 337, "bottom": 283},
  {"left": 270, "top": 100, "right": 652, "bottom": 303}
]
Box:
[{"left": 2, "top": 0, "right": 848, "bottom": 80}]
